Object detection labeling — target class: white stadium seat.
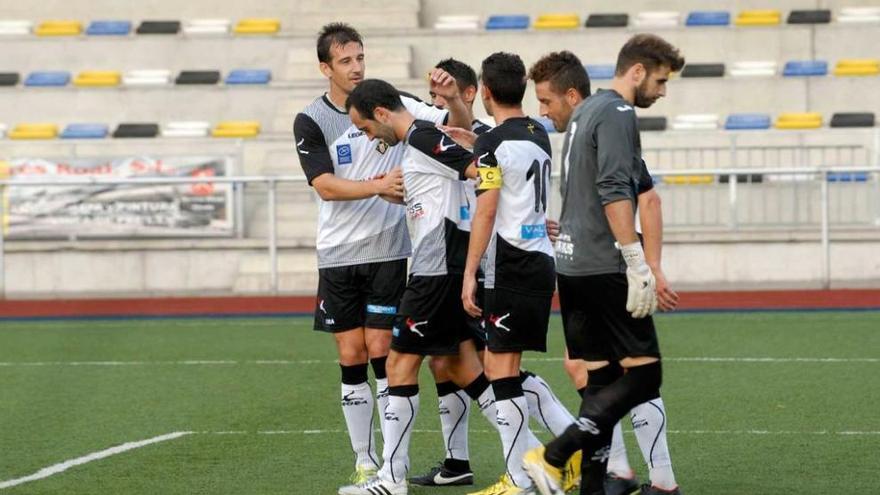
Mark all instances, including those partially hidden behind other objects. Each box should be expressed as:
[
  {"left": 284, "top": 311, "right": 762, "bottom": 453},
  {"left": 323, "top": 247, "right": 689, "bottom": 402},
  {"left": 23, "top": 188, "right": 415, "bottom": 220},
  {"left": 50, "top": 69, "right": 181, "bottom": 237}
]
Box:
[
  {"left": 161, "top": 121, "right": 211, "bottom": 137},
  {"left": 434, "top": 15, "right": 480, "bottom": 30},
  {"left": 633, "top": 11, "right": 681, "bottom": 28},
  {"left": 730, "top": 61, "right": 778, "bottom": 78},
  {"left": 672, "top": 113, "right": 720, "bottom": 130},
  {"left": 183, "top": 19, "right": 231, "bottom": 36},
  {"left": 122, "top": 69, "right": 172, "bottom": 86},
  {"left": 838, "top": 7, "right": 880, "bottom": 24},
  {"left": 0, "top": 20, "right": 32, "bottom": 36}
]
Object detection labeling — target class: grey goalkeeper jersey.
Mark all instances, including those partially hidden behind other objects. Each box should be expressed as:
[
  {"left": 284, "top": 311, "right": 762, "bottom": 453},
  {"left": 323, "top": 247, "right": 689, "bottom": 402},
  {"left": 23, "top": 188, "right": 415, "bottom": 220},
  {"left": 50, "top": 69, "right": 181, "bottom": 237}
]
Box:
[{"left": 555, "top": 89, "right": 653, "bottom": 276}]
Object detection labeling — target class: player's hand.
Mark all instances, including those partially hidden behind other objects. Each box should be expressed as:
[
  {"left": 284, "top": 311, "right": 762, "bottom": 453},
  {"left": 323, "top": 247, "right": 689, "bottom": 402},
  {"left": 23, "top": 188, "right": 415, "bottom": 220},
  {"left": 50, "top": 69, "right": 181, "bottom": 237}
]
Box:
[
  {"left": 461, "top": 272, "right": 482, "bottom": 318},
  {"left": 428, "top": 68, "right": 461, "bottom": 101},
  {"left": 375, "top": 167, "right": 404, "bottom": 198},
  {"left": 438, "top": 125, "right": 477, "bottom": 149},
  {"left": 546, "top": 218, "right": 560, "bottom": 243},
  {"left": 652, "top": 267, "right": 679, "bottom": 312},
  {"left": 619, "top": 242, "right": 658, "bottom": 319}
]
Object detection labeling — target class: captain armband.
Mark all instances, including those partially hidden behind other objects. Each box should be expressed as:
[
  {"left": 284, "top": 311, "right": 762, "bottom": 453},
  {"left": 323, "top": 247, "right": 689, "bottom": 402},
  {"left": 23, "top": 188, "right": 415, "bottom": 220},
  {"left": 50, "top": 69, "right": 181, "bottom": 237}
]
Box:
[{"left": 476, "top": 167, "right": 503, "bottom": 190}]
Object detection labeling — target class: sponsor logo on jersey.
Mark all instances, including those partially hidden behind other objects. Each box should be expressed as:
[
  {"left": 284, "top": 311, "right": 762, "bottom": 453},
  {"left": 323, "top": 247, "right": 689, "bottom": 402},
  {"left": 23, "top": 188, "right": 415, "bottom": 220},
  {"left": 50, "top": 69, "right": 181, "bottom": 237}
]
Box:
[
  {"left": 616, "top": 104, "right": 634, "bottom": 112},
  {"left": 489, "top": 313, "right": 512, "bottom": 332},
  {"left": 342, "top": 391, "right": 368, "bottom": 407},
  {"left": 366, "top": 304, "right": 397, "bottom": 315},
  {"left": 555, "top": 233, "right": 574, "bottom": 256},
  {"left": 296, "top": 138, "right": 309, "bottom": 155},
  {"left": 407, "top": 202, "right": 426, "bottom": 219},
  {"left": 406, "top": 317, "right": 428, "bottom": 337},
  {"left": 392, "top": 326, "right": 401, "bottom": 337},
  {"left": 521, "top": 223, "right": 547, "bottom": 239},
  {"left": 348, "top": 131, "right": 365, "bottom": 139},
  {"left": 433, "top": 134, "right": 456, "bottom": 154},
  {"left": 336, "top": 144, "right": 352, "bottom": 165},
  {"left": 460, "top": 205, "right": 470, "bottom": 221}
]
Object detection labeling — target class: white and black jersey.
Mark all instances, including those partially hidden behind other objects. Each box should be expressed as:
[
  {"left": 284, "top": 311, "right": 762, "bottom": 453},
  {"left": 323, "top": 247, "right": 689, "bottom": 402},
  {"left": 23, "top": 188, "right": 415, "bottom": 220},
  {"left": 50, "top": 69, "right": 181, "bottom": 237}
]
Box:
[
  {"left": 402, "top": 120, "right": 475, "bottom": 276},
  {"left": 459, "top": 119, "right": 494, "bottom": 233},
  {"left": 473, "top": 117, "right": 556, "bottom": 295},
  {"left": 293, "top": 93, "right": 448, "bottom": 268}
]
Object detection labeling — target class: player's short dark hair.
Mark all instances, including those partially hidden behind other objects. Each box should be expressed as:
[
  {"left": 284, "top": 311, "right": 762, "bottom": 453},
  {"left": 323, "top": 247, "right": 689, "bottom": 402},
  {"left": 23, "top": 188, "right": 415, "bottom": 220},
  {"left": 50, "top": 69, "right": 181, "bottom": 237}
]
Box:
[
  {"left": 615, "top": 34, "right": 685, "bottom": 76},
  {"left": 480, "top": 52, "right": 527, "bottom": 106},
  {"left": 435, "top": 58, "right": 478, "bottom": 91},
  {"left": 345, "top": 79, "right": 404, "bottom": 119},
  {"left": 316, "top": 23, "right": 363, "bottom": 64},
  {"left": 528, "top": 51, "right": 591, "bottom": 99}
]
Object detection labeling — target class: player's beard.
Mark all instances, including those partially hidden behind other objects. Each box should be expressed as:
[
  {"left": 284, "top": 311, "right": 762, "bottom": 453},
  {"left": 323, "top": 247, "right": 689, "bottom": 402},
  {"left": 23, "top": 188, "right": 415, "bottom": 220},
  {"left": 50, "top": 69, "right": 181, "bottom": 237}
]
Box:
[{"left": 634, "top": 79, "right": 659, "bottom": 109}]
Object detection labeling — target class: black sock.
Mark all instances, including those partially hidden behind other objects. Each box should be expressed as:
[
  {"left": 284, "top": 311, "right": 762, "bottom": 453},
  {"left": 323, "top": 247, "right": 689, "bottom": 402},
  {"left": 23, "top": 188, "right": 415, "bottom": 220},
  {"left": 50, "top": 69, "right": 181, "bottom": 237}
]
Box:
[
  {"left": 370, "top": 356, "right": 388, "bottom": 380},
  {"left": 443, "top": 458, "right": 471, "bottom": 473},
  {"left": 462, "top": 372, "right": 490, "bottom": 401},
  {"left": 340, "top": 363, "right": 369, "bottom": 385},
  {"left": 436, "top": 380, "right": 460, "bottom": 397}
]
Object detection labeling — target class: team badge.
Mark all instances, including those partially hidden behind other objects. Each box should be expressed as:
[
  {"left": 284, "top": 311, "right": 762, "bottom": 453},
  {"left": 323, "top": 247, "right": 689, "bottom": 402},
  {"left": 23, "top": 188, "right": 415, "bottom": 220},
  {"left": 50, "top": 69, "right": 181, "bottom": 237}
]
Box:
[
  {"left": 336, "top": 144, "right": 352, "bottom": 165},
  {"left": 375, "top": 140, "right": 389, "bottom": 154}
]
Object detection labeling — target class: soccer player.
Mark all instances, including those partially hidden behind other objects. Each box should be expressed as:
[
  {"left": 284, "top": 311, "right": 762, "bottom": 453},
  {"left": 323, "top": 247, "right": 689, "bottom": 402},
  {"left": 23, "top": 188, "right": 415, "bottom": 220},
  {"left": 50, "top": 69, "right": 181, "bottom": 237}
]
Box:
[
  {"left": 529, "top": 51, "right": 682, "bottom": 494},
  {"left": 461, "top": 52, "right": 567, "bottom": 495},
  {"left": 411, "top": 58, "right": 577, "bottom": 488},
  {"left": 337, "top": 78, "right": 512, "bottom": 495},
  {"left": 523, "top": 34, "right": 685, "bottom": 495},
  {"left": 292, "top": 23, "right": 471, "bottom": 490}
]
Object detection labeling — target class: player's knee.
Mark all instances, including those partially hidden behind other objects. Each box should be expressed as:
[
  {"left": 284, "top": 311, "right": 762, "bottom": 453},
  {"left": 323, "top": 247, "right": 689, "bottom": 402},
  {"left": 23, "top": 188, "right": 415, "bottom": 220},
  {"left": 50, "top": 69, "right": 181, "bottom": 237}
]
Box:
[
  {"left": 563, "top": 358, "right": 586, "bottom": 384},
  {"left": 337, "top": 344, "right": 368, "bottom": 366},
  {"left": 428, "top": 356, "right": 451, "bottom": 380},
  {"left": 625, "top": 360, "right": 663, "bottom": 401},
  {"left": 584, "top": 362, "right": 624, "bottom": 395}
]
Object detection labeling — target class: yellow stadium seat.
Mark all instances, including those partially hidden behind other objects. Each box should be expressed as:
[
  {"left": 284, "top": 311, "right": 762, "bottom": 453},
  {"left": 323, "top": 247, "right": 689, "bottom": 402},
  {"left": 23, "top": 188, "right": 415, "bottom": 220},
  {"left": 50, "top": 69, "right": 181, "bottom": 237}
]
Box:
[
  {"left": 212, "top": 121, "right": 261, "bottom": 138},
  {"left": 233, "top": 18, "right": 281, "bottom": 34},
  {"left": 10, "top": 123, "right": 59, "bottom": 140},
  {"left": 35, "top": 20, "right": 82, "bottom": 36},
  {"left": 775, "top": 113, "right": 822, "bottom": 129},
  {"left": 533, "top": 13, "right": 580, "bottom": 30},
  {"left": 662, "top": 175, "right": 715, "bottom": 185},
  {"left": 735, "top": 10, "right": 781, "bottom": 26},
  {"left": 834, "top": 59, "right": 880, "bottom": 77},
  {"left": 73, "top": 71, "right": 122, "bottom": 87}
]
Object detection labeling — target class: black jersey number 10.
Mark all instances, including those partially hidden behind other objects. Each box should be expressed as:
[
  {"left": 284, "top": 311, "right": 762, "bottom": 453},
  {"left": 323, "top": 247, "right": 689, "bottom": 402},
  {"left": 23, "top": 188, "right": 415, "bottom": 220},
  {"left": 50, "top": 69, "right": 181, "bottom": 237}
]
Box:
[{"left": 526, "top": 159, "right": 551, "bottom": 213}]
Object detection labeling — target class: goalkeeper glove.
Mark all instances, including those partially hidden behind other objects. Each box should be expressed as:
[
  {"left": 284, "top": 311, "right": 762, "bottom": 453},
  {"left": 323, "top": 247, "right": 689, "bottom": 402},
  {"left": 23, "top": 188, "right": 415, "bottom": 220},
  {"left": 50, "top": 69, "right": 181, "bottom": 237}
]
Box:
[{"left": 619, "top": 241, "right": 658, "bottom": 319}]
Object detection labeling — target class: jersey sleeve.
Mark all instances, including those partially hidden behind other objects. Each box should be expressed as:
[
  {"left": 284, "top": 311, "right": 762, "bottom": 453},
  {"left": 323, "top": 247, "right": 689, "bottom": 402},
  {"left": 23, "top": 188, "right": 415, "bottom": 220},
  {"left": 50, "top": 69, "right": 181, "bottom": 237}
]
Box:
[
  {"left": 595, "top": 104, "right": 639, "bottom": 205},
  {"left": 293, "top": 113, "right": 334, "bottom": 185},
  {"left": 636, "top": 158, "right": 654, "bottom": 194},
  {"left": 401, "top": 94, "right": 449, "bottom": 125},
  {"left": 408, "top": 125, "right": 473, "bottom": 179},
  {"left": 473, "top": 133, "right": 503, "bottom": 195}
]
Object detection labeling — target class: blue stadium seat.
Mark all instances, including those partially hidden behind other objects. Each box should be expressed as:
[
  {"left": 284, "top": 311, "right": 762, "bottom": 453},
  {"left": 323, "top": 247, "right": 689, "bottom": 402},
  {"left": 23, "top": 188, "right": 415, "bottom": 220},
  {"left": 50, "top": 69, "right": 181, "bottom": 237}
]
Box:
[
  {"left": 725, "top": 114, "right": 771, "bottom": 130},
  {"left": 585, "top": 64, "right": 615, "bottom": 80},
  {"left": 61, "top": 123, "right": 109, "bottom": 139},
  {"left": 24, "top": 71, "right": 71, "bottom": 87},
  {"left": 783, "top": 60, "right": 828, "bottom": 77},
  {"left": 86, "top": 20, "right": 132, "bottom": 35},
  {"left": 225, "top": 69, "right": 272, "bottom": 85},
  {"left": 827, "top": 172, "right": 868, "bottom": 182},
  {"left": 485, "top": 15, "right": 529, "bottom": 30},
  {"left": 535, "top": 116, "right": 556, "bottom": 133},
  {"left": 686, "top": 11, "right": 731, "bottom": 26}
]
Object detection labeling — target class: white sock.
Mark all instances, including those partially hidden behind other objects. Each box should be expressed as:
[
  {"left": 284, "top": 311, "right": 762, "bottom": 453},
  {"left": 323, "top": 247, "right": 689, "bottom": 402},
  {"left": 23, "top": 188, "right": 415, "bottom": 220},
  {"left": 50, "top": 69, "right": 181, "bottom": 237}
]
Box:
[
  {"left": 438, "top": 389, "right": 470, "bottom": 460},
  {"left": 495, "top": 395, "right": 533, "bottom": 488},
  {"left": 631, "top": 398, "right": 677, "bottom": 489},
  {"left": 341, "top": 382, "right": 379, "bottom": 469},
  {"left": 521, "top": 372, "right": 575, "bottom": 436},
  {"left": 607, "top": 420, "right": 634, "bottom": 478},
  {"left": 474, "top": 382, "right": 498, "bottom": 426},
  {"left": 375, "top": 377, "right": 389, "bottom": 438},
  {"left": 378, "top": 392, "right": 420, "bottom": 484}
]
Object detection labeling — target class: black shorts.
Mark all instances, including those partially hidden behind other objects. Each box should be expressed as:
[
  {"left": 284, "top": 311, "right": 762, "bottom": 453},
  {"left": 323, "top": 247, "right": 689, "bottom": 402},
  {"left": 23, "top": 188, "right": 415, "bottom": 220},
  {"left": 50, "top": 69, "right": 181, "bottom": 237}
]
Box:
[
  {"left": 484, "top": 287, "right": 552, "bottom": 353},
  {"left": 313, "top": 259, "right": 407, "bottom": 333},
  {"left": 558, "top": 272, "right": 661, "bottom": 361},
  {"left": 392, "top": 274, "right": 473, "bottom": 356},
  {"left": 469, "top": 282, "right": 488, "bottom": 351}
]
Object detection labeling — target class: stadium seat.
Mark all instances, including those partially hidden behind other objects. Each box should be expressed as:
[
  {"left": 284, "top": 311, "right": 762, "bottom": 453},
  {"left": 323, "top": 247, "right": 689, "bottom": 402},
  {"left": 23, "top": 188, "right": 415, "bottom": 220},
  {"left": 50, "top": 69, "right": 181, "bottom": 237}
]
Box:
[
  {"left": 86, "top": 20, "right": 131, "bottom": 35},
  {"left": 672, "top": 114, "right": 719, "bottom": 130},
  {"left": 24, "top": 71, "right": 70, "bottom": 87},
  {"left": 485, "top": 15, "right": 529, "bottom": 30},
  {"left": 434, "top": 15, "right": 480, "bottom": 30},
  {"left": 585, "top": 13, "right": 628, "bottom": 28},
  {"left": 113, "top": 123, "right": 159, "bottom": 138},
  {"left": 681, "top": 63, "right": 725, "bottom": 78},
  {"left": 533, "top": 14, "right": 580, "bottom": 30},
  {"left": 686, "top": 11, "right": 730, "bottom": 26},
  {"left": 638, "top": 116, "right": 667, "bottom": 131},
  {"left": 719, "top": 173, "right": 764, "bottom": 184},
  {"left": 73, "top": 71, "right": 121, "bottom": 87},
  {"left": 122, "top": 69, "right": 171, "bottom": 86},
  {"left": 730, "top": 60, "right": 777, "bottom": 77},
  {"left": 212, "top": 121, "right": 260, "bottom": 138},
  {"left": 775, "top": 113, "right": 822, "bottom": 129},
  {"left": 0, "top": 20, "right": 33, "bottom": 35},
  {"left": 833, "top": 59, "right": 880, "bottom": 77},
  {"left": 838, "top": 7, "right": 880, "bottom": 24},
  {"left": 225, "top": 69, "right": 271, "bottom": 85},
  {"left": 735, "top": 10, "right": 781, "bottom": 26},
  {"left": 233, "top": 18, "right": 281, "bottom": 35},
  {"left": 662, "top": 175, "right": 715, "bottom": 185},
  {"left": 9, "top": 123, "right": 58, "bottom": 140},
  {"left": 787, "top": 10, "right": 831, "bottom": 24},
  {"left": 783, "top": 60, "right": 828, "bottom": 77},
  {"left": 136, "top": 21, "right": 181, "bottom": 35},
  {"left": 830, "top": 112, "right": 875, "bottom": 128},
  {"left": 633, "top": 11, "right": 680, "bottom": 28},
  {"left": 175, "top": 70, "right": 221, "bottom": 85},
  {"left": 827, "top": 172, "right": 868, "bottom": 182},
  {"left": 61, "top": 123, "right": 109, "bottom": 139},
  {"left": 161, "top": 121, "right": 211, "bottom": 138},
  {"left": 725, "top": 114, "right": 771, "bottom": 130},
  {"left": 35, "top": 20, "right": 82, "bottom": 36},
  {"left": 0, "top": 72, "right": 20, "bottom": 86},
  {"left": 183, "top": 19, "right": 231, "bottom": 35},
  {"left": 585, "top": 64, "right": 615, "bottom": 80},
  {"left": 0, "top": 123, "right": 6, "bottom": 138}
]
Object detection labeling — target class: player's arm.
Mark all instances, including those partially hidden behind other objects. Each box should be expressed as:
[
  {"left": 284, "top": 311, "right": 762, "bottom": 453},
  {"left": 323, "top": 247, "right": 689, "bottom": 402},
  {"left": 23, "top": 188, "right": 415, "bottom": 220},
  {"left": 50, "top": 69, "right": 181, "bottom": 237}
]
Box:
[
  {"left": 408, "top": 126, "right": 477, "bottom": 180},
  {"left": 638, "top": 188, "right": 679, "bottom": 311},
  {"left": 462, "top": 139, "right": 501, "bottom": 317},
  {"left": 294, "top": 113, "right": 403, "bottom": 201}
]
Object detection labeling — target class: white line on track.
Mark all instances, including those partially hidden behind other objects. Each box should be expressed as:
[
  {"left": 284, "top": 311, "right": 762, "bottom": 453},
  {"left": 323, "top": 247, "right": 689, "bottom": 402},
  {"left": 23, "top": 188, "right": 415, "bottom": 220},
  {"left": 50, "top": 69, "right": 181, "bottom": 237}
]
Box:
[
  {"left": 198, "top": 428, "right": 880, "bottom": 437},
  {"left": 0, "top": 431, "right": 192, "bottom": 490}
]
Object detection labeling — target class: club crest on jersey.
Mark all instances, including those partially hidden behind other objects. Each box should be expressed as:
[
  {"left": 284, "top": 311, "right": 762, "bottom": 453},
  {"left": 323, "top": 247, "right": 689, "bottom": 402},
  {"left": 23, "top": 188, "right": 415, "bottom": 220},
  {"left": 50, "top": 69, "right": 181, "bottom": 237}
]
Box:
[
  {"left": 375, "top": 140, "right": 389, "bottom": 154},
  {"left": 336, "top": 144, "right": 352, "bottom": 165},
  {"left": 527, "top": 122, "right": 536, "bottom": 134}
]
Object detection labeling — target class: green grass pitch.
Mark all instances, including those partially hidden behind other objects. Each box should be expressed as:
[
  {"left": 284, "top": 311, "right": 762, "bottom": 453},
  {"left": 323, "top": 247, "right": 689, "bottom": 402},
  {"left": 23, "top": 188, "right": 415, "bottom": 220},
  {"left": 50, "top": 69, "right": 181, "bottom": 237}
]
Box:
[{"left": 1, "top": 312, "right": 878, "bottom": 494}]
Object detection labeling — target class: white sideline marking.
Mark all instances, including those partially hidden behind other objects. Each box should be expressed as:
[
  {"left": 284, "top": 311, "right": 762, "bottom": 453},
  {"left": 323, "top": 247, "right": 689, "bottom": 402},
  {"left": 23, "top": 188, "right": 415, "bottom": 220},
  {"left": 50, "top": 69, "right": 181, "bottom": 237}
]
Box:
[
  {"left": 0, "top": 431, "right": 191, "bottom": 490},
  {"left": 200, "top": 428, "right": 880, "bottom": 437},
  {"left": 0, "top": 356, "right": 876, "bottom": 367}
]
